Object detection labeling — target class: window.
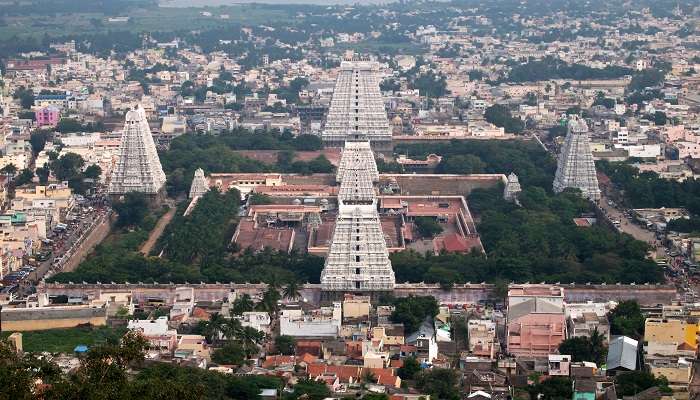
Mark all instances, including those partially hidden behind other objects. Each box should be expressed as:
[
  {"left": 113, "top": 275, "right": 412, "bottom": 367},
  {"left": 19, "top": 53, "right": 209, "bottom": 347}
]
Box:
[
  {"left": 355, "top": 268, "right": 360, "bottom": 274},
  {"left": 355, "top": 255, "right": 360, "bottom": 262}
]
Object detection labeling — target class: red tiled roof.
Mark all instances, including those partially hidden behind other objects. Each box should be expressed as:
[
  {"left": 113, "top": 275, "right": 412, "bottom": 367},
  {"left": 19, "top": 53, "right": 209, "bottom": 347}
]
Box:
[{"left": 263, "top": 355, "right": 296, "bottom": 368}]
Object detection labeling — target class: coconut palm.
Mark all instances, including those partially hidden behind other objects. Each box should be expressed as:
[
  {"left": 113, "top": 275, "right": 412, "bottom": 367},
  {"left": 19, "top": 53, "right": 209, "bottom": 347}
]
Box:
[
  {"left": 239, "top": 326, "right": 265, "bottom": 358},
  {"left": 203, "top": 313, "right": 227, "bottom": 344},
  {"left": 283, "top": 280, "right": 301, "bottom": 301},
  {"left": 230, "top": 294, "right": 255, "bottom": 316}
]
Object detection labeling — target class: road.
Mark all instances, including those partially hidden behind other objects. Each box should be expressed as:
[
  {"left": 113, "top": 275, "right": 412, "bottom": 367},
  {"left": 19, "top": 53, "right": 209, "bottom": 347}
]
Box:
[
  {"left": 139, "top": 206, "right": 176, "bottom": 256},
  {"left": 17, "top": 201, "right": 110, "bottom": 296}
]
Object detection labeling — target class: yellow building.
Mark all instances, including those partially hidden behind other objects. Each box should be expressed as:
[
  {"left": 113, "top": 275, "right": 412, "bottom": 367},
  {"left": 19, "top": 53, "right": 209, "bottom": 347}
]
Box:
[
  {"left": 342, "top": 294, "right": 371, "bottom": 320},
  {"left": 644, "top": 318, "right": 699, "bottom": 352},
  {"left": 1, "top": 306, "right": 107, "bottom": 331}
]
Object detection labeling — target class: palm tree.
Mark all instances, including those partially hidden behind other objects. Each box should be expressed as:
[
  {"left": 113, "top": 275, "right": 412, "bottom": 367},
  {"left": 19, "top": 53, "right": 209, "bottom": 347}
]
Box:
[
  {"left": 239, "top": 326, "right": 265, "bottom": 358},
  {"left": 1, "top": 163, "right": 17, "bottom": 176},
  {"left": 203, "top": 313, "right": 227, "bottom": 345},
  {"left": 230, "top": 294, "right": 255, "bottom": 316},
  {"left": 283, "top": 280, "right": 301, "bottom": 301},
  {"left": 590, "top": 328, "right": 606, "bottom": 365},
  {"left": 222, "top": 317, "right": 243, "bottom": 342}
]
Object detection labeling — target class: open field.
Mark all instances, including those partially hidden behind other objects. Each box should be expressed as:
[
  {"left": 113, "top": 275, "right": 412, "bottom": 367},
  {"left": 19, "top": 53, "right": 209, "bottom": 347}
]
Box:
[{"left": 1, "top": 326, "right": 128, "bottom": 353}]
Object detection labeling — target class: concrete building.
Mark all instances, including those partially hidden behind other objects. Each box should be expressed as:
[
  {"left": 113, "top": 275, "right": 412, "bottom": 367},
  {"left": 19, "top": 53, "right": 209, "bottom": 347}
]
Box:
[
  {"left": 108, "top": 105, "right": 166, "bottom": 196},
  {"left": 553, "top": 116, "right": 601, "bottom": 201},
  {"left": 467, "top": 319, "right": 497, "bottom": 359},
  {"left": 279, "top": 302, "right": 342, "bottom": 337},
  {"left": 506, "top": 285, "right": 566, "bottom": 357},
  {"left": 322, "top": 60, "right": 392, "bottom": 152}
]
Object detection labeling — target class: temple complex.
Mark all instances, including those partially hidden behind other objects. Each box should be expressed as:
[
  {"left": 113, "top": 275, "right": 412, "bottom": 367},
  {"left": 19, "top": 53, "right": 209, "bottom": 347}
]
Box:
[
  {"left": 553, "top": 116, "right": 601, "bottom": 201},
  {"left": 108, "top": 105, "right": 166, "bottom": 197}
]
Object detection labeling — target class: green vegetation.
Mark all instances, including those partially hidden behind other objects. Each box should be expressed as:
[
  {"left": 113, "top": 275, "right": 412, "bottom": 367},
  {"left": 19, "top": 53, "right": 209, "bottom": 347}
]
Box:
[
  {"left": 415, "top": 368, "right": 460, "bottom": 400},
  {"left": 274, "top": 335, "right": 296, "bottom": 356},
  {"left": 484, "top": 104, "right": 524, "bottom": 134},
  {"left": 414, "top": 217, "right": 443, "bottom": 238},
  {"left": 155, "top": 189, "right": 240, "bottom": 264},
  {"left": 398, "top": 356, "right": 421, "bottom": 380},
  {"left": 50, "top": 188, "right": 324, "bottom": 284},
  {"left": 392, "top": 140, "right": 663, "bottom": 285},
  {"left": 113, "top": 193, "right": 149, "bottom": 228},
  {"left": 608, "top": 300, "right": 645, "bottom": 340},
  {"left": 557, "top": 329, "right": 607, "bottom": 365},
  {"left": 285, "top": 378, "right": 331, "bottom": 400},
  {"left": 507, "top": 56, "right": 632, "bottom": 82},
  {"left": 161, "top": 129, "right": 324, "bottom": 196},
  {"left": 597, "top": 160, "right": 700, "bottom": 214},
  {"left": 390, "top": 296, "right": 439, "bottom": 333},
  {"left": 0, "top": 332, "right": 283, "bottom": 400},
  {"left": 615, "top": 371, "right": 672, "bottom": 397},
  {"left": 527, "top": 376, "right": 573, "bottom": 400},
  {"left": 0, "top": 326, "right": 127, "bottom": 354}
]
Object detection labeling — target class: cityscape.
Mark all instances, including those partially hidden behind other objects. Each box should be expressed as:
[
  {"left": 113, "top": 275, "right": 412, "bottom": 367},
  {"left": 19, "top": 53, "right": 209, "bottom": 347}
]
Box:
[{"left": 1, "top": 0, "right": 700, "bottom": 399}]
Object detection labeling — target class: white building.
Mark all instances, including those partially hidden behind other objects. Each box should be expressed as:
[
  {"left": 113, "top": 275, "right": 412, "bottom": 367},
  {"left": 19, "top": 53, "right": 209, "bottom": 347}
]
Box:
[{"left": 279, "top": 303, "right": 342, "bottom": 337}]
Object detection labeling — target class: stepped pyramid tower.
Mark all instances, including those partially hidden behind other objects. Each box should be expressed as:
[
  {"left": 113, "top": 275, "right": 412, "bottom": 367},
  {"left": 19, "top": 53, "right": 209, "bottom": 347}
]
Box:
[
  {"left": 189, "top": 168, "right": 210, "bottom": 199},
  {"left": 322, "top": 59, "right": 392, "bottom": 153},
  {"left": 553, "top": 116, "right": 601, "bottom": 201},
  {"left": 320, "top": 141, "right": 395, "bottom": 293},
  {"left": 108, "top": 105, "right": 166, "bottom": 196},
  {"left": 503, "top": 172, "right": 522, "bottom": 203}
]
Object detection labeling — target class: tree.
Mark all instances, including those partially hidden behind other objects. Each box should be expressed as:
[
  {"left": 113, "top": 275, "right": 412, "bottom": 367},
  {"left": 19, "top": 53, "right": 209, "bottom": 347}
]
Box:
[
  {"left": 391, "top": 296, "right": 439, "bottom": 334},
  {"left": 608, "top": 300, "right": 645, "bottom": 339},
  {"left": 0, "top": 163, "right": 17, "bottom": 175},
  {"left": 36, "top": 166, "right": 50, "bottom": 184},
  {"left": 231, "top": 294, "right": 255, "bottom": 316},
  {"left": 558, "top": 333, "right": 606, "bottom": 365},
  {"left": 414, "top": 217, "right": 443, "bottom": 238},
  {"left": 274, "top": 335, "right": 296, "bottom": 355},
  {"left": 29, "top": 131, "right": 50, "bottom": 155},
  {"left": 398, "top": 356, "right": 421, "bottom": 380},
  {"left": 415, "top": 368, "right": 460, "bottom": 400},
  {"left": 0, "top": 339, "right": 62, "bottom": 400},
  {"left": 653, "top": 111, "right": 667, "bottom": 126},
  {"left": 484, "top": 104, "right": 524, "bottom": 133},
  {"left": 282, "top": 280, "right": 301, "bottom": 301},
  {"left": 50, "top": 152, "right": 85, "bottom": 181},
  {"left": 14, "top": 168, "right": 34, "bottom": 186},
  {"left": 211, "top": 342, "right": 246, "bottom": 365},
  {"left": 527, "top": 376, "right": 573, "bottom": 400},
  {"left": 113, "top": 192, "right": 149, "bottom": 228},
  {"left": 83, "top": 164, "right": 102, "bottom": 180},
  {"left": 285, "top": 378, "right": 331, "bottom": 400},
  {"left": 438, "top": 154, "right": 485, "bottom": 174},
  {"left": 615, "top": 371, "right": 671, "bottom": 397}
]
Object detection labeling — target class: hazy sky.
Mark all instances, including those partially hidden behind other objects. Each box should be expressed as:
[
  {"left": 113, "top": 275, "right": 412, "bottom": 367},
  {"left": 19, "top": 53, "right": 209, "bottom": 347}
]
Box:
[{"left": 160, "top": 0, "right": 397, "bottom": 6}]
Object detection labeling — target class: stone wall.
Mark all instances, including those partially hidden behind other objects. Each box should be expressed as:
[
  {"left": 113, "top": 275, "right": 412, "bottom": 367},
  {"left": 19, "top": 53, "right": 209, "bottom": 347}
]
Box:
[{"left": 41, "top": 282, "right": 678, "bottom": 307}]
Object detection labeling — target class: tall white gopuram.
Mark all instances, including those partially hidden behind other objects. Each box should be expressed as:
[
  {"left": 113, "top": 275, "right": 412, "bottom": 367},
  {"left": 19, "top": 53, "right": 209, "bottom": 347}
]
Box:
[
  {"left": 321, "top": 141, "right": 395, "bottom": 292},
  {"left": 108, "top": 105, "right": 166, "bottom": 195},
  {"left": 503, "top": 172, "right": 522, "bottom": 203},
  {"left": 322, "top": 60, "right": 392, "bottom": 152},
  {"left": 553, "top": 116, "right": 601, "bottom": 201},
  {"left": 189, "top": 168, "right": 210, "bottom": 199}
]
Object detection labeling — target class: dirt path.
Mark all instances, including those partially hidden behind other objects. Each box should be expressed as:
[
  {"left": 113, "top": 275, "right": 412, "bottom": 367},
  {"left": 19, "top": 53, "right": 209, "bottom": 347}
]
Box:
[{"left": 140, "top": 207, "right": 176, "bottom": 256}]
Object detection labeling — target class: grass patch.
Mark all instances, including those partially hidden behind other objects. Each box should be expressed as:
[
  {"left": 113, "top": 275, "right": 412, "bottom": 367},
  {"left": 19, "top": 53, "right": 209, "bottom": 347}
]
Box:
[{"left": 1, "top": 325, "right": 127, "bottom": 353}]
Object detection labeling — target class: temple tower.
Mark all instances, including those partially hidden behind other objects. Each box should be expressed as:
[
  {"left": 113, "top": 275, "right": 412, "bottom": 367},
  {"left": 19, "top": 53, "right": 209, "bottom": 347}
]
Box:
[
  {"left": 108, "top": 105, "right": 166, "bottom": 197},
  {"left": 321, "top": 141, "right": 395, "bottom": 295},
  {"left": 553, "top": 116, "right": 601, "bottom": 201},
  {"left": 189, "top": 168, "right": 210, "bottom": 199},
  {"left": 322, "top": 60, "right": 392, "bottom": 153},
  {"left": 503, "top": 172, "right": 522, "bottom": 203}
]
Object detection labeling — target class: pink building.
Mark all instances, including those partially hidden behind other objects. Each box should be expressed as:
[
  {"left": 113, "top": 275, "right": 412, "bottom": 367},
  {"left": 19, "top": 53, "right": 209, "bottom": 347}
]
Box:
[
  {"left": 506, "top": 285, "right": 566, "bottom": 357},
  {"left": 35, "top": 106, "right": 60, "bottom": 127}
]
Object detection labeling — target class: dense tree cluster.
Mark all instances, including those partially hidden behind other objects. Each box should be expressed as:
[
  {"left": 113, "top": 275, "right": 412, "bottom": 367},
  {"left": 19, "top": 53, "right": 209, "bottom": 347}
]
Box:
[
  {"left": 161, "top": 129, "right": 324, "bottom": 195},
  {"left": 608, "top": 300, "right": 646, "bottom": 340},
  {"left": 155, "top": 189, "right": 241, "bottom": 264},
  {"left": 390, "top": 296, "right": 439, "bottom": 334},
  {"left": 0, "top": 333, "right": 285, "bottom": 400},
  {"left": 484, "top": 104, "right": 524, "bottom": 134},
  {"left": 557, "top": 329, "right": 607, "bottom": 365},
  {"left": 597, "top": 160, "right": 700, "bottom": 214},
  {"left": 392, "top": 140, "right": 662, "bottom": 285},
  {"left": 507, "top": 56, "right": 633, "bottom": 82}
]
